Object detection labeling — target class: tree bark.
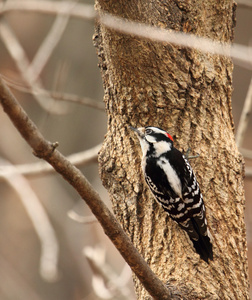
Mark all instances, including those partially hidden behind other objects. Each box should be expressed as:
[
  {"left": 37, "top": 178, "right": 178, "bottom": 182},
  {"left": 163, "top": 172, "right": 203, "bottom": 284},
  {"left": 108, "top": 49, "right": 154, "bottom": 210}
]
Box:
[{"left": 94, "top": 1, "right": 249, "bottom": 299}]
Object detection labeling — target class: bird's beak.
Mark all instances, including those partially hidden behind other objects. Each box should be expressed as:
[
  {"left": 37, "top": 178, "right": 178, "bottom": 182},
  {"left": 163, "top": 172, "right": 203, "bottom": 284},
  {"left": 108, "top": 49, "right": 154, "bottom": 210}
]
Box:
[{"left": 129, "top": 126, "right": 145, "bottom": 138}]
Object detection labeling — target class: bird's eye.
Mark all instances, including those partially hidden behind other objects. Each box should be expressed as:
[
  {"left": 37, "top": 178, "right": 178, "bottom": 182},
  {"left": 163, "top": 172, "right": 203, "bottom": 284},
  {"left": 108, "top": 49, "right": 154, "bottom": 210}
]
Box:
[{"left": 145, "top": 129, "right": 152, "bottom": 135}]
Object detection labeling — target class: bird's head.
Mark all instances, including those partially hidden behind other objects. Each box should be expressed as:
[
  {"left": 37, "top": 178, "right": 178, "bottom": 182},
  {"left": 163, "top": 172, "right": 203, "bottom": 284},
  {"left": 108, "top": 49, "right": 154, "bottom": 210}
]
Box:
[{"left": 130, "top": 126, "right": 173, "bottom": 156}]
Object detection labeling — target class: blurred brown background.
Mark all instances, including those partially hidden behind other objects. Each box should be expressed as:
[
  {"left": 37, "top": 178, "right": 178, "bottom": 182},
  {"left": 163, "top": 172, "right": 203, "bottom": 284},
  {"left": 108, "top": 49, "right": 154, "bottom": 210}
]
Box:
[{"left": 0, "top": 1, "right": 251, "bottom": 299}]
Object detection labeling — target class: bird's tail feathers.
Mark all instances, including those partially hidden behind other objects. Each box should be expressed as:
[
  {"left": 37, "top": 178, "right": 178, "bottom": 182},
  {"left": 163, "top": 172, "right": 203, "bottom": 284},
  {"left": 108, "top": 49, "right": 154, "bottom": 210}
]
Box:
[
  {"left": 191, "top": 234, "right": 213, "bottom": 263},
  {"left": 190, "top": 218, "right": 213, "bottom": 263}
]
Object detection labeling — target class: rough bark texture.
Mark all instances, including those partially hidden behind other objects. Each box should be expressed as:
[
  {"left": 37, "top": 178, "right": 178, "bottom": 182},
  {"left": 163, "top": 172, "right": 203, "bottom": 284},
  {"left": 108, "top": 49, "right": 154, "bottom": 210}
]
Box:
[{"left": 94, "top": 0, "right": 249, "bottom": 299}]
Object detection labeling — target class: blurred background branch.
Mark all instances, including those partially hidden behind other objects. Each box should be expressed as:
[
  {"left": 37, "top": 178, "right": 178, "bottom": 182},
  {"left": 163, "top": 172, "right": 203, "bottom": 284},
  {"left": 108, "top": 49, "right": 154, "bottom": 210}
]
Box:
[
  {"left": 0, "top": 77, "right": 173, "bottom": 299},
  {"left": 84, "top": 246, "right": 133, "bottom": 299},
  {"left": 0, "top": 158, "right": 59, "bottom": 282},
  {"left": 2, "top": 76, "right": 105, "bottom": 110},
  {"left": 26, "top": 2, "right": 71, "bottom": 84},
  {"left": 0, "top": 20, "right": 68, "bottom": 113},
  {"left": 236, "top": 77, "right": 252, "bottom": 148},
  {"left": 0, "top": 1, "right": 96, "bottom": 20},
  {"left": 0, "top": 143, "right": 101, "bottom": 178}
]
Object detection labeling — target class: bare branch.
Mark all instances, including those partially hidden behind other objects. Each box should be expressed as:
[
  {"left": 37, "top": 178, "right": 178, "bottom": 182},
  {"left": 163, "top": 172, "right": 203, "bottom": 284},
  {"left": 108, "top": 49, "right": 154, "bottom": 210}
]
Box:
[
  {"left": 68, "top": 211, "right": 98, "bottom": 224},
  {"left": 240, "top": 148, "right": 252, "bottom": 160},
  {"left": 0, "top": 21, "right": 67, "bottom": 114},
  {"left": 99, "top": 13, "right": 252, "bottom": 70},
  {"left": 0, "top": 1, "right": 96, "bottom": 20},
  {"left": 1, "top": 1, "right": 252, "bottom": 69},
  {"left": 0, "top": 143, "right": 101, "bottom": 179},
  {"left": 27, "top": 3, "right": 72, "bottom": 83},
  {"left": 48, "top": 91, "right": 105, "bottom": 110},
  {"left": 235, "top": 77, "right": 252, "bottom": 147},
  {"left": 245, "top": 167, "right": 252, "bottom": 177},
  {"left": 0, "top": 158, "right": 59, "bottom": 282},
  {"left": 0, "top": 76, "right": 174, "bottom": 300},
  {"left": 84, "top": 246, "right": 134, "bottom": 299},
  {"left": 2, "top": 76, "right": 105, "bottom": 111}
]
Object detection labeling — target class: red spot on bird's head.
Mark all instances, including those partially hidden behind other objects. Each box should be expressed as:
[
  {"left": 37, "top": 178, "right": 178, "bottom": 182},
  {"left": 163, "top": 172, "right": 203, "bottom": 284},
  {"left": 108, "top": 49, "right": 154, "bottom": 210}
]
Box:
[{"left": 166, "top": 132, "right": 173, "bottom": 141}]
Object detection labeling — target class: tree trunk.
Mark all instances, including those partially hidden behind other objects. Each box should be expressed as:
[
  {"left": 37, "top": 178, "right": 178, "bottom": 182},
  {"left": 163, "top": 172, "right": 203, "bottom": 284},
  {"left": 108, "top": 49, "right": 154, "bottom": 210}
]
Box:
[{"left": 94, "top": 1, "right": 249, "bottom": 299}]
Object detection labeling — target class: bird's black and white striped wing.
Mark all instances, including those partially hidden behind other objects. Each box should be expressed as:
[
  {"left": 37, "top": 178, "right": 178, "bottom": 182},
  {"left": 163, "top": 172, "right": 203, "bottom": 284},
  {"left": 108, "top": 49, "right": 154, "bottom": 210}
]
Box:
[{"left": 144, "top": 154, "right": 213, "bottom": 262}]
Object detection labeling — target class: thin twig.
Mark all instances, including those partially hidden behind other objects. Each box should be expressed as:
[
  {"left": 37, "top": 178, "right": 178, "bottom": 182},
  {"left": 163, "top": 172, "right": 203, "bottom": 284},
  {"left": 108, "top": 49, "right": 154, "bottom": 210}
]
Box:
[
  {"left": 99, "top": 13, "right": 252, "bottom": 70},
  {"left": 27, "top": 2, "right": 72, "bottom": 83},
  {"left": 50, "top": 91, "right": 104, "bottom": 110},
  {"left": 1, "top": 0, "right": 250, "bottom": 19},
  {"left": 0, "top": 143, "right": 101, "bottom": 179},
  {"left": 2, "top": 76, "right": 105, "bottom": 111},
  {"left": 0, "top": 76, "right": 173, "bottom": 300},
  {"left": 1, "top": 2, "right": 252, "bottom": 69},
  {"left": 0, "top": 1, "right": 96, "bottom": 20},
  {"left": 84, "top": 246, "right": 133, "bottom": 299},
  {"left": 240, "top": 148, "right": 252, "bottom": 160},
  {"left": 245, "top": 167, "right": 252, "bottom": 178},
  {"left": 235, "top": 77, "right": 252, "bottom": 147},
  {"left": 0, "top": 159, "right": 59, "bottom": 282},
  {"left": 68, "top": 211, "right": 98, "bottom": 224}
]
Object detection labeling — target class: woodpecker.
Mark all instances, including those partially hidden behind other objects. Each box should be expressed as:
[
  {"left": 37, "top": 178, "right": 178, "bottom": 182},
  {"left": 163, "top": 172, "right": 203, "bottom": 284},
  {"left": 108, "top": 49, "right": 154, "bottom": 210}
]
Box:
[{"left": 130, "top": 125, "right": 213, "bottom": 263}]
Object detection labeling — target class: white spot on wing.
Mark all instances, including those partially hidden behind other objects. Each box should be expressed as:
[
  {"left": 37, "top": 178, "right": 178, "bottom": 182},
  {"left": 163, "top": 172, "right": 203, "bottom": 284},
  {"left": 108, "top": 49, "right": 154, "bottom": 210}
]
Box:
[
  {"left": 170, "top": 212, "right": 185, "bottom": 219},
  {"left": 184, "top": 198, "right": 194, "bottom": 204},
  {"left": 187, "top": 198, "right": 202, "bottom": 211},
  {"left": 177, "top": 203, "right": 185, "bottom": 211},
  {"left": 145, "top": 176, "right": 164, "bottom": 195}
]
